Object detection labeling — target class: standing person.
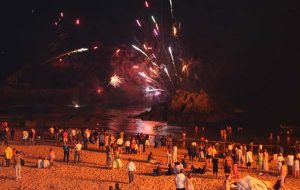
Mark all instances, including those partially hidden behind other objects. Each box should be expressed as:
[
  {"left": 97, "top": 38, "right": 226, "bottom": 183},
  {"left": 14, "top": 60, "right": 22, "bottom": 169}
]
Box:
[
  {"left": 63, "top": 130, "right": 68, "bottom": 144},
  {"left": 105, "top": 145, "right": 112, "bottom": 167},
  {"left": 246, "top": 148, "right": 253, "bottom": 171},
  {"left": 49, "top": 126, "right": 55, "bottom": 140},
  {"left": 99, "top": 133, "right": 105, "bottom": 151},
  {"left": 22, "top": 130, "right": 29, "bottom": 145},
  {"left": 4, "top": 145, "right": 13, "bottom": 167},
  {"left": 10, "top": 128, "right": 15, "bottom": 141},
  {"left": 130, "top": 138, "right": 137, "bottom": 154},
  {"left": 294, "top": 157, "right": 299, "bottom": 178},
  {"left": 232, "top": 150, "right": 240, "bottom": 179},
  {"left": 173, "top": 144, "right": 178, "bottom": 163},
  {"left": 212, "top": 156, "right": 219, "bottom": 178},
  {"left": 13, "top": 151, "right": 22, "bottom": 181},
  {"left": 175, "top": 170, "right": 186, "bottom": 190},
  {"left": 277, "top": 153, "right": 285, "bottom": 174},
  {"left": 62, "top": 143, "right": 70, "bottom": 163},
  {"left": 286, "top": 152, "right": 294, "bottom": 175},
  {"left": 154, "top": 134, "right": 159, "bottom": 148},
  {"left": 167, "top": 146, "right": 173, "bottom": 165},
  {"left": 117, "top": 137, "right": 123, "bottom": 154},
  {"left": 124, "top": 138, "right": 131, "bottom": 155},
  {"left": 257, "top": 150, "right": 263, "bottom": 175},
  {"left": 185, "top": 172, "right": 194, "bottom": 190},
  {"left": 74, "top": 141, "right": 82, "bottom": 163},
  {"left": 263, "top": 149, "right": 269, "bottom": 175},
  {"left": 127, "top": 158, "right": 136, "bottom": 184},
  {"left": 224, "top": 153, "right": 232, "bottom": 179}
]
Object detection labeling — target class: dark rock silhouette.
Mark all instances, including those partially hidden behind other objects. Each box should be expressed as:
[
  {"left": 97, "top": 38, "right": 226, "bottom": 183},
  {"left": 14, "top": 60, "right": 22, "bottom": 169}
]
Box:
[{"left": 137, "top": 89, "right": 233, "bottom": 124}]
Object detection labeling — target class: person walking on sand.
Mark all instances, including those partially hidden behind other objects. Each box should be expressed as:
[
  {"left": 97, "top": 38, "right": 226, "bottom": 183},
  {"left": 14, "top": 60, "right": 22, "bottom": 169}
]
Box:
[
  {"left": 13, "top": 151, "right": 22, "bottom": 181},
  {"left": 127, "top": 158, "right": 136, "bottom": 184},
  {"left": 4, "top": 144, "right": 13, "bottom": 167},
  {"left": 74, "top": 141, "right": 82, "bottom": 163},
  {"left": 175, "top": 169, "right": 186, "bottom": 190}
]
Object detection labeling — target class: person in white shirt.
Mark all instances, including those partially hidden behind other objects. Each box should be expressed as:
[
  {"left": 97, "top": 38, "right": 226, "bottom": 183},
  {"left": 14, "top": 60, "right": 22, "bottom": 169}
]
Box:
[
  {"left": 175, "top": 170, "right": 186, "bottom": 190},
  {"left": 74, "top": 142, "right": 82, "bottom": 163},
  {"left": 286, "top": 153, "right": 294, "bottom": 175},
  {"left": 246, "top": 148, "right": 253, "bottom": 171},
  {"left": 117, "top": 137, "right": 124, "bottom": 154},
  {"left": 127, "top": 158, "right": 136, "bottom": 183}
]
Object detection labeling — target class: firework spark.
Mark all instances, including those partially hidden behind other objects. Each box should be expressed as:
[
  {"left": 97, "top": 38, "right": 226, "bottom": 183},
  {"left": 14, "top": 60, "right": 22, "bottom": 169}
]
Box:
[{"left": 109, "top": 73, "right": 123, "bottom": 88}]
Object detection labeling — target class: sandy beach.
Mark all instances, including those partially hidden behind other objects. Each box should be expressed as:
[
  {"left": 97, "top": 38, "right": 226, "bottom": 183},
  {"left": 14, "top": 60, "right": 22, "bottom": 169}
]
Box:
[{"left": 0, "top": 130, "right": 299, "bottom": 190}]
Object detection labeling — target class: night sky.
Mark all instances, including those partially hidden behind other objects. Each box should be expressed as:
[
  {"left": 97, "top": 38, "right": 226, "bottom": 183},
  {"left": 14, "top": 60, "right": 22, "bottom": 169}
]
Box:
[{"left": 0, "top": 0, "right": 299, "bottom": 122}]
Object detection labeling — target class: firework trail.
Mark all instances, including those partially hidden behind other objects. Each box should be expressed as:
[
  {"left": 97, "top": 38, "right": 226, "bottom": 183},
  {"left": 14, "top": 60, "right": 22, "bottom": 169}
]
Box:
[
  {"left": 45, "top": 48, "right": 89, "bottom": 63},
  {"left": 168, "top": 46, "right": 177, "bottom": 76}
]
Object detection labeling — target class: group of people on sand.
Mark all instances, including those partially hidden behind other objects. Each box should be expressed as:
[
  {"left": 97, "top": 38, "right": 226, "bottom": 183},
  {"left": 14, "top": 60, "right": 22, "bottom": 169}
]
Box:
[{"left": 2, "top": 120, "right": 300, "bottom": 190}]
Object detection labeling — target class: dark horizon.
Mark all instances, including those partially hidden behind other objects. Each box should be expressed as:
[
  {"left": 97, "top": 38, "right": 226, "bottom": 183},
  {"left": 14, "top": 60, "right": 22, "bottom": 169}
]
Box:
[{"left": 0, "top": 0, "right": 299, "bottom": 123}]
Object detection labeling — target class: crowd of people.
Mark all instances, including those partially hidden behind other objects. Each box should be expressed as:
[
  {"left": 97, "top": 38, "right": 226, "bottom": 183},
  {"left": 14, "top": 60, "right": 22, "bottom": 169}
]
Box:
[{"left": 1, "top": 121, "right": 300, "bottom": 190}]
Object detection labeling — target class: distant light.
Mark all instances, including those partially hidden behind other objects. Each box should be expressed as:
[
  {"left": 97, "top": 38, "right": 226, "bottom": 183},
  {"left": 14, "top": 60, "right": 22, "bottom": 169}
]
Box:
[
  {"left": 59, "top": 58, "right": 63, "bottom": 62},
  {"left": 54, "top": 22, "right": 58, "bottom": 26},
  {"left": 75, "top": 19, "right": 80, "bottom": 25},
  {"left": 145, "top": 1, "right": 149, "bottom": 8},
  {"left": 60, "top": 12, "right": 64, "bottom": 18},
  {"left": 31, "top": 9, "right": 35, "bottom": 13},
  {"left": 133, "top": 65, "right": 139, "bottom": 69},
  {"left": 93, "top": 46, "right": 98, "bottom": 50},
  {"left": 74, "top": 104, "right": 80, "bottom": 108}
]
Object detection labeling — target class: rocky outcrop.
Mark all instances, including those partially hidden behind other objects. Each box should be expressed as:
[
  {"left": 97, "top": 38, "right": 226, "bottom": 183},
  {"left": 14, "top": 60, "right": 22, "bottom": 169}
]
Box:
[{"left": 137, "top": 89, "right": 233, "bottom": 124}]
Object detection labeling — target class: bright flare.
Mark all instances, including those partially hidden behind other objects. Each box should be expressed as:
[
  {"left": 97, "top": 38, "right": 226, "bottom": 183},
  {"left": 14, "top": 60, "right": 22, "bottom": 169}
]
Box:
[{"left": 110, "top": 74, "right": 123, "bottom": 88}]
